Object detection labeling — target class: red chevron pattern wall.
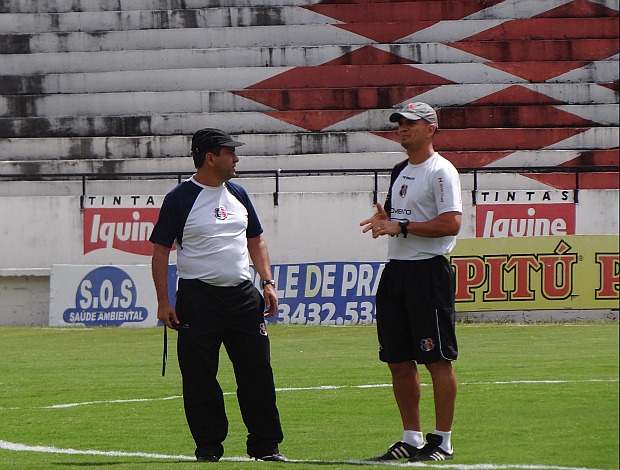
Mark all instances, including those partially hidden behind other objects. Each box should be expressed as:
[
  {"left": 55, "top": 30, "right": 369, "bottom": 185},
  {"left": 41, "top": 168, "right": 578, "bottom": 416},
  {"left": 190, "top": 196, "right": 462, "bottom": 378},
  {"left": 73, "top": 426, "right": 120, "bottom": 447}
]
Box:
[{"left": 233, "top": 0, "right": 619, "bottom": 189}]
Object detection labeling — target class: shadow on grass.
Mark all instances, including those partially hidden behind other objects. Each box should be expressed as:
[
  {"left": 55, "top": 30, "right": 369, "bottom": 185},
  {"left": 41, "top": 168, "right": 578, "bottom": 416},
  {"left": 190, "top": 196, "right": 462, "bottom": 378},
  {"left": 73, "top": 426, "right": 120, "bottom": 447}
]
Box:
[{"left": 51, "top": 458, "right": 409, "bottom": 467}]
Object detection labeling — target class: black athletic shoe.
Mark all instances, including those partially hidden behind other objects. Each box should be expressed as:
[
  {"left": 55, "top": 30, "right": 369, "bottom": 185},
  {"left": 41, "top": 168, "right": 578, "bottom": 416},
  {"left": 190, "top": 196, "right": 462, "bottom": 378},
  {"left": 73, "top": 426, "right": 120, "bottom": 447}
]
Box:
[
  {"left": 410, "top": 433, "right": 453, "bottom": 461},
  {"left": 369, "top": 441, "right": 421, "bottom": 460},
  {"left": 253, "top": 453, "right": 289, "bottom": 462},
  {"left": 196, "top": 454, "right": 220, "bottom": 462}
]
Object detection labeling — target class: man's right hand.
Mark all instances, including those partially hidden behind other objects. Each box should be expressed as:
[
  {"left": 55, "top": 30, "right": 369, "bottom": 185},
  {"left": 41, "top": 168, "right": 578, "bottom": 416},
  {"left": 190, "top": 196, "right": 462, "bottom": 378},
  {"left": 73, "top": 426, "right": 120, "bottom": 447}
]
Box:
[
  {"left": 360, "top": 203, "right": 391, "bottom": 238},
  {"left": 157, "top": 301, "right": 180, "bottom": 329}
]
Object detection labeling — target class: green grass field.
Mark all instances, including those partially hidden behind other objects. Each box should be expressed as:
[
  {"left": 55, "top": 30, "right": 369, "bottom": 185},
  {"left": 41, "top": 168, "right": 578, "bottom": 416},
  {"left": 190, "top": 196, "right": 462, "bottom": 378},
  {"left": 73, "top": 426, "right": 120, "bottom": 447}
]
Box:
[{"left": 0, "top": 323, "right": 618, "bottom": 469}]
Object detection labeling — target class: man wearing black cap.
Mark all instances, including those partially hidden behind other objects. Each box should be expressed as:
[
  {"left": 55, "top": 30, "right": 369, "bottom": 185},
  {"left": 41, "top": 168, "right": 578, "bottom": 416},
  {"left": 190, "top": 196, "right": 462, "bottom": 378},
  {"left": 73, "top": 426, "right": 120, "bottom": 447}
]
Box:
[
  {"left": 361, "top": 102, "right": 462, "bottom": 462},
  {"left": 150, "top": 128, "right": 286, "bottom": 462}
]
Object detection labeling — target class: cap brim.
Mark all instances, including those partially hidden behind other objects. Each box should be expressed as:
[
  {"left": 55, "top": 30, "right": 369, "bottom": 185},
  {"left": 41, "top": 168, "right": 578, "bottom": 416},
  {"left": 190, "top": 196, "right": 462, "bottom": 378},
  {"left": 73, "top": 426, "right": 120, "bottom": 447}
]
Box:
[
  {"left": 389, "top": 112, "right": 424, "bottom": 123},
  {"left": 220, "top": 140, "right": 246, "bottom": 147}
]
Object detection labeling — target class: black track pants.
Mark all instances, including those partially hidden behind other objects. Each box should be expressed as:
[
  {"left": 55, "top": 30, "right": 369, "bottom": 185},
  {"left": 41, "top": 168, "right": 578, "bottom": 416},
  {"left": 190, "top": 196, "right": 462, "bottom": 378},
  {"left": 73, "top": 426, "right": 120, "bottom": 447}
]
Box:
[{"left": 175, "top": 278, "right": 283, "bottom": 459}]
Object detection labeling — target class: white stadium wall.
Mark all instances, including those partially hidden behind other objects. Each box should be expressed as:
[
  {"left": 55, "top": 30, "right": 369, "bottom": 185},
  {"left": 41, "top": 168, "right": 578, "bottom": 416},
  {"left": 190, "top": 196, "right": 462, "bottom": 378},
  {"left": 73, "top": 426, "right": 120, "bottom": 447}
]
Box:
[{"left": 0, "top": 186, "right": 618, "bottom": 325}]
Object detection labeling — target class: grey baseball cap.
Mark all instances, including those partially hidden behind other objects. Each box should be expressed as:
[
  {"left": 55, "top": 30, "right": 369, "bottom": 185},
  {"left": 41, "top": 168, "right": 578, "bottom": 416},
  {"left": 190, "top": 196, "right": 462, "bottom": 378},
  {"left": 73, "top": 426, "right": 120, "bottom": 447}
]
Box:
[{"left": 389, "top": 102, "right": 438, "bottom": 128}]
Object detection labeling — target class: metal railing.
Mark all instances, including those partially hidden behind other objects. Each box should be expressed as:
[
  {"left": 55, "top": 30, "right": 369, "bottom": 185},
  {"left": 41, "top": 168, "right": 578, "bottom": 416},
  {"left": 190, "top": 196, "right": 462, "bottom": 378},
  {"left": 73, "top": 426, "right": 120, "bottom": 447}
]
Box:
[
  {"left": 461, "top": 165, "right": 619, "bottom": 205},
  {"left": 1, "top": 165, "right": 617, "bottom": 207}
]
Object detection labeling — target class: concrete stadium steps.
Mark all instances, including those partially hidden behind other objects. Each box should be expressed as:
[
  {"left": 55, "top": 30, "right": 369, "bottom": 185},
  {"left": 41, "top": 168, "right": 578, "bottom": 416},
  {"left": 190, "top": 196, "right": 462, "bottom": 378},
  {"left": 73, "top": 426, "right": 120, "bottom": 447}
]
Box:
[
  {"left": 2, "top": 31, "right": 620, "bottom": 74},
  {"left": 1, "top": 45, "right": 384, "bottom": 75},
  {"left": 2, "top": 130, "right": 617, "bottom": 160},
  {"left": 1, "top": 81, "right": 617, "bottom": 112},
  {"left": 0, "top": 6, "right": 333, "bottom": 34},
  {"left": 2, "top": 0, "right": 619, "bottom": 28},
  {"left": 2, "top": 61, "right": 617, "bottom": 96},
  {"left": 0, "top": 152, "right": 402, "bottom": 174},
  {"left": 0, "top": 26, "right": 369, "bottom": 55},
  {"left": 1, "top": 0, "right": 616, "bottom": 15},
  {"left": 4, "top": 0, "right": 618, "bottom": 34},
  {"left": 0, "top": 150, "right": 614, "bottom": 176},
  {"left": 0, "top": 133, "right": 414, "bottom": 160},
  {"left": 2, "top": 1, "right": 617, "bottom": 43},
  {"left": 2, "top": 1, "right": 618, "bottom": 54},
  {"left": 0, "top": 0, "right": 617, "bottom": 191},
  {"left": 2, "top": 17, "right": 618, "bottom": 55},
  {"left": 2, "top": 104, "right": 618, "bottom": 137},
  {"left": 5, "top": 36, "right": 618, "bottom": 76},
  {"left": 0, "top": 0, "right": 322, "bottom": 14}
]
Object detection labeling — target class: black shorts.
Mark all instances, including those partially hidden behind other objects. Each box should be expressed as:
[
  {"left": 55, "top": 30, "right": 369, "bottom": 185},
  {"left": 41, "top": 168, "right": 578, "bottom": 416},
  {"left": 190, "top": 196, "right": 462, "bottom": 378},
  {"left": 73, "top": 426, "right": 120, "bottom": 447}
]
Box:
[{"left": 375, "top": 256, "right": 458, "bottom": 364}]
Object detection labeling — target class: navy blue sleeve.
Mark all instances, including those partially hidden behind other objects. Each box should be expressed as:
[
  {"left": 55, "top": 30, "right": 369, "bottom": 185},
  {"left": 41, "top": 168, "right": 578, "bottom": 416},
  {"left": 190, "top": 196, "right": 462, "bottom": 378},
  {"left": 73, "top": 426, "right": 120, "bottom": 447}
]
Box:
[
  {"left": 149, "top": 181, "right": 202, "bottom": 249},
  {"left": 226, "top": 181, "right": 264, "bottom": 238},
  {"left": 385, "top": 159, "right": 408, "bottom": 215}
]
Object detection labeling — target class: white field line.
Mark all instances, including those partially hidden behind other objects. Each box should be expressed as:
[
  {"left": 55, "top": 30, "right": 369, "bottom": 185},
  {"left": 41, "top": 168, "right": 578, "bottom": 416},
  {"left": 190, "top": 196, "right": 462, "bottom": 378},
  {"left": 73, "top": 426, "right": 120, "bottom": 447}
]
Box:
[
  {"left": 0, "top": 379, "right": 616, "bottom": 411},
  {"left": 0, "top": 439, "right": 194, "bottom": 461},
  {"left": 1, "top": 379, "right": 615, "bottom": 469},
  {"left": 0, "top": 439, "right": 608, "bottom": 470}
]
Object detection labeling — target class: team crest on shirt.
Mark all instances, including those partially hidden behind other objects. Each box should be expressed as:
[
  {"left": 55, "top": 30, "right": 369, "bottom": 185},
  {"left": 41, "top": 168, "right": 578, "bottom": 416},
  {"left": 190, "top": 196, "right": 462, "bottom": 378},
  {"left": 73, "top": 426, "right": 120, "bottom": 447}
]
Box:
[
  {"left": 399, "top": 184, "right": 408, "bottom": 197},
  {"left": 214, "top": 206, "right": 228, "bottom": 220},
  {"left": 419, "top": 338, "right": 435, "bottom": 352}
]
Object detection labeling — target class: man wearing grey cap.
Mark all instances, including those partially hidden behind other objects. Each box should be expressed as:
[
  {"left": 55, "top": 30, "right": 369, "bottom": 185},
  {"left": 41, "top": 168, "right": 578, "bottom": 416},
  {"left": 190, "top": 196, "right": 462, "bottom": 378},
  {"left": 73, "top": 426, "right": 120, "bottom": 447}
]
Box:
[
  {"left": 150, "top": 128, "right": 286, "bottom": 462},
  {"left": 361, "top": 103, "right": 462, "bottom": 462}
]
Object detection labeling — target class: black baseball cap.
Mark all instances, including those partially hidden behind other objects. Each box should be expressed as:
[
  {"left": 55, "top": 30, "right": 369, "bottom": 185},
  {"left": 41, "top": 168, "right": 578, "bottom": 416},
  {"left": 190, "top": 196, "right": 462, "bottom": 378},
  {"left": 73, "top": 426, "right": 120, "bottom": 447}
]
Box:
[{"left": 191, "top": 128, "right": 245, "bottom": 155}]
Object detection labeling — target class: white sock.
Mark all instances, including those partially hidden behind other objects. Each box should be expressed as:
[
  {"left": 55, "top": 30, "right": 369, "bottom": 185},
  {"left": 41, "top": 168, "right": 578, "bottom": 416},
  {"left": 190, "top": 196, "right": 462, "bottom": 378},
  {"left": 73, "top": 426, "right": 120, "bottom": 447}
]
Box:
[
  {"left": 402, "top": 430, "right": 424, "bottom": 448},
  {"left": 433, "top": 430, "right": 452, "bottom": 453}
]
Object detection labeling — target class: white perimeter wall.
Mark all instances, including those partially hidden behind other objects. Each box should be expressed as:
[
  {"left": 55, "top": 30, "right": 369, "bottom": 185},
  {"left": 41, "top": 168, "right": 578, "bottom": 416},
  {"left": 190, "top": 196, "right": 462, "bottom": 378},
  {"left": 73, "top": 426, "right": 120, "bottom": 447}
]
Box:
[{"left": 0, "top": 189, "right": 618, "bottom": 325}]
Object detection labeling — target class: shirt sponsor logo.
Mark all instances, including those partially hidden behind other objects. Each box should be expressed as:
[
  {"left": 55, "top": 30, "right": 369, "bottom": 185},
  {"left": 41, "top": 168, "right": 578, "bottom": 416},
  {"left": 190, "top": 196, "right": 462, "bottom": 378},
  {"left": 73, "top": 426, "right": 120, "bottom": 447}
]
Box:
[
  {"left": 214, "top": 206, "right": 228, "bottom": 220},
  {"left": 391, "top": 208, "right": 412, "bottom": 216}
]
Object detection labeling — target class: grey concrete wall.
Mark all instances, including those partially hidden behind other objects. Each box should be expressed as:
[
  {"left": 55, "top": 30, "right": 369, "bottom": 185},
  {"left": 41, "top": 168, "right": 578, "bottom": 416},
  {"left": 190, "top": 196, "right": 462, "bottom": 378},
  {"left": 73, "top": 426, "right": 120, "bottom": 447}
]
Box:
[{"left": 0, "top": 274, "right": 50, "bottom": 325}]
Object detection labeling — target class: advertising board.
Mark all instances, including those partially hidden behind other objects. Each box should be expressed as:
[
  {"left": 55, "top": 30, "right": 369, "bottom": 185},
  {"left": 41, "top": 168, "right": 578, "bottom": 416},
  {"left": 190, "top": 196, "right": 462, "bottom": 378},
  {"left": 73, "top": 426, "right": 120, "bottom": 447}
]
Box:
[{"left": 49, "top": 235, "right": 618, "bottom": 326}]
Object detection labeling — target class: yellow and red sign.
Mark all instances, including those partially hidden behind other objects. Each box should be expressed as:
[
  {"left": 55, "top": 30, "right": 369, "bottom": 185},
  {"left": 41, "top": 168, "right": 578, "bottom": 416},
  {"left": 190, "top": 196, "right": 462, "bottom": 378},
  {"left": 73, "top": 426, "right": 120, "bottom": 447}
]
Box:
[{"left": 450, "top": 235, "right": 619, "bottom": 311}]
